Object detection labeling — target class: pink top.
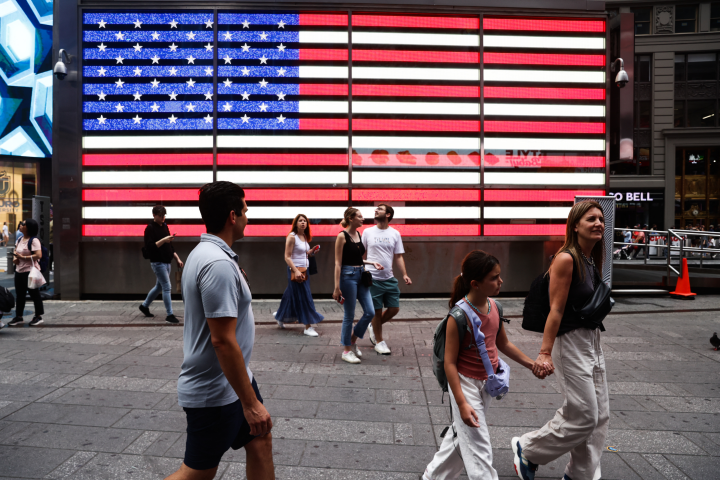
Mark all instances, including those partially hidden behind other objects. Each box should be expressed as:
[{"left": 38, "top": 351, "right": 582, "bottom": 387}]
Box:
[
  {"left": 456, "top": 298, "right": 500, "bottom": 381},
  {"left": 15, "top": 238, "right": 41, "bottom": 273}
]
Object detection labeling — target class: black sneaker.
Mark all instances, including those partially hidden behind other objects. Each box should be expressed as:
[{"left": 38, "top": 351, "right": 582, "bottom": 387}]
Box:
[
  {"left": 139, "top": 305, "right": 154, "bottom": 317},
  {"left": 165, "top": 314, "right": 179, "bottom": 324},
  {"left": 8, "top": 317, "right": 23, "bottom": 326},
  {"left": 29, "top": 317, "right": 44, "bottom": 326}
]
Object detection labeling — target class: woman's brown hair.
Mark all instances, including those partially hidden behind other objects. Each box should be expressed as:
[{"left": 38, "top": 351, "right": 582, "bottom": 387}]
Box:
[
  {"left": 553, "top": 200, "right": 605, "bottom": 282},
  {"left": 448, "top": 250, "right": 500, "bottom": 308},
  {"left": 340, "top": 207, "right": 360, "bottom": 228},
  {"left": 290, "top": 214, "right": 312, "bottom": 242}
]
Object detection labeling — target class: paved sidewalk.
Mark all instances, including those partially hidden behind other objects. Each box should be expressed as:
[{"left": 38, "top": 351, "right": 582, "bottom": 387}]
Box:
[{"left": 1, "top": 296, "right": 719, "bottom": 479}]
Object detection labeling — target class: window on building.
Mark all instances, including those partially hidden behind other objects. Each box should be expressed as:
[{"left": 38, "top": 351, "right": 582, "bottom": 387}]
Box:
[
  {"left": 675, "top": 54, "right": 686, "bottom": 81},
  {"left": 675, "top": 4, "right": 698, "bottom": 33},
  {"left": 636, "top": 55, "right": 651, "bottom": 82},
  {"left": 688, "top": 100, "right": 717, "bottom": 127},
  {"left": 631, "top": 7, "right": 652, "bottom": 34},
  {"left": 674, "top": 100, "right": 686, "bottom": 127},
  {"left": 687, "top": 53, "right": 717, "bottom": 81},
  {"left": 636, "top": 100, "right": 651, "bottom": 128},
  {"left": 625, "top": 55, "right": 652, "bottom": 176},
  {"left": 674, "top": 53, "right": 719, "bottom": 128},
  {"left": 675, "top": 147, "right": 720, "bottom": 229},
  {"left": 712, "top": 3, "right": 720, "bottom": 31}
]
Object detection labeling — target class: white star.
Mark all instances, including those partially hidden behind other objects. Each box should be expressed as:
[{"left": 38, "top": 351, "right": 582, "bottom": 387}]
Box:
[
  {"left": 258, "top": 78, "right": 268, "bottom": 88},
  {"left": 97, "top": 115, "right": 106, "bottom": 124},
  {"left": 241, "top": 43, "right": 251, "bottom": 52},
  {"left": 223, "top": 31, "right": 232, "bottom": 40},
  {"left": 241, "top": 67, "right": 250, "bottom": 76},
  {"left": 223, "top": 102, "right": 232, "bottom": 111},
  {"left": 242, "top": 20, "right": 250, "bottom": 29},
  {"left": 115, "top": 56, "right": 124, "bottom": 64},
  {"left": 241, "top": 91, "right": 250, "bottom": 100},
  {"left": 169, "top": 92, "right": 178, "bottom": 100},
  {"left": 151, "top": 55, "right": 160, "bottom": 64},
  {"left": 151, "top": 103, "right": 160, "bottom": 112},
  {"left": 204, "top": 92, "right": 213, "bottom": 100},
  {"left": 151, "top": 31, "right": 160, "bottom": 40},
  {"left": 115, "top": 78, "right": 124, "bottom": 88},
  {"left": 134, "top": 19, "right": 142, "bottom": 28},
  {"left": 277, "top": 114, "right": 286, "bottom": 123},
  {"left": 98, "top": 43, "right": 107, "bottom": 51},
  {"left": 98, "top": 67, "right": 107, "bottom": 76},
  {"left": 223, "top": 78, "right": 233, "bottom": 88},
  {"left": 169, "top": 67, "right": 178, "bottom": 76},
  {"left": 186, "top": 104, "right": 196, "bottom": 112},
  {"left": 133, "top": 91, "right": 142, "bottom": 100},
  {"left": 259, "top": 55, "right": 268, "bottom": 64},
  {"left": 114, "top": 32, "right": 125, "bottom": 40},
  {"left": 204, "top": 67, "right": 213, "bottom": 76},
  {"left": 169, "top": 20, "right": 178, "bottom": 28},
  {"left": 133, "top": 67, "right": 142, "bottom": 76},
  {"left": 276, "top": 92, "right": 286, "bottom": 100},
  {"left": 97, "top": 92, "right": 106, "bottom": 100},
  {"left": 186, "top": 78, "right": 196, "bottom": 87},
  {"left": 277, "top": 43, "right": 286, "bottom": 52},
  {"left": 169, "top": 43, "right": 178, "bottom": 52},
  {"left": 186, "top": 55, "right": 196, "bottom": 64},
  {"left": 259, "top": 32, "right": 268, "bottom": 40},
  {"left": 204, "top": 114, "right": 213, "bottom": 123},
  {"left": 133, "top": 43, "right": 143, "bottom": 52},
  {"left": 259, "top": 102, "right": 268, "bottom": 112},
  {"left": 277, "top": 67, "right": 286, "bottom": 76},
  {"left": 115, "top": 103, "right": 124, "bottom": 112},
  {"left": 98, "top": 20, "right": 106, "bottom": 28},
  {"left": 168, "top": 114, "right": 177, "bottom": 123},
  {"left": 223, "top": 55, "right": 232, "bottom": 64},
  {"left": 205, "top": 20, "right": 214, "bottom": 28},
  {"left": 204, "top": 43, "right": 213, "bottom": 52},
  {"left": 150, "top": 78, "right": 160, "bottom": 88},
  {"left": 133, "top": 115, "right": 142, "bottom": 124},
  {"left": 278, "top": 20, "right": 286, "bottom": 29},
  {"left": 186, "top": 32, "right": 196, "bottom": 40},
  {"left": 241, "top": 113, "right": 250, "bottom": 123}
]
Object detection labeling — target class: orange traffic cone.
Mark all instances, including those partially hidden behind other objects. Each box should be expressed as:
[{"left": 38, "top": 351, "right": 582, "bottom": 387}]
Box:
[{"left": 670, "top": 258, "right": 696, "bottom": 299}]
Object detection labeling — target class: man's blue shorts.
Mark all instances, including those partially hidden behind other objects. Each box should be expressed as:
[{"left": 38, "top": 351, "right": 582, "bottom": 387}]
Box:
[{"left": 183, "top": 378, "right": 263, "bottom": 470}]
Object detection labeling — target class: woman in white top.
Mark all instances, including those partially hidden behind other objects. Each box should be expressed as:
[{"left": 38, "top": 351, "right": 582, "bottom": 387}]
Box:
[
  {"left": 8, "top": 219, "right": 45, "bottom": 326},
  {"left": 274, "top": 214, "right": 324, "bottom": 336}
]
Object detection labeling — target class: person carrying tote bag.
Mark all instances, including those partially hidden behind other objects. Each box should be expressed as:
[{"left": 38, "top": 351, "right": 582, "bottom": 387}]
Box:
[{"left": 7, "top": 219, "right": 45, "bottom": 327}]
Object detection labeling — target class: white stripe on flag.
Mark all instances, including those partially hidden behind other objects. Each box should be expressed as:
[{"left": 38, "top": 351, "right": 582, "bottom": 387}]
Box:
[
  {"left": 353, "top": 31, "right": 479, "bottom": 47},
  {"left": 82, "top": 136, "right": 213, "bottom": 150},
  {"left": 353, "top": 101, "right": 479, "bottom": 115},
  {"left": 484, "top": 103, "right": 605, "bottom": 117},
  {"left": 353, "top": 136, "right": 479, "bottom": 150},
  {"left": 484, "top": 206, "right": 572, "bottom": 219},
  {"left": 485, "top": 172, "right": 605, "bottom": 186},
  {"left": 353, "top": 171, "right": 480, "bottom": 185},
  {"left": 217, "top": 135, "right": 348, "bottom": 149},
  {"left": 217, "top": 171, "right": 349, "bottom": 185},
  {"left": 353, "top": 67, "right": 479, "bottom": 81},
  {"left": 298, "top": 66, "right": 348, "bottom": 78},
  {"left": 485, "top": 138, "right": 605, "bottom": 151},
  {"left": 484, "top": 69, "right": 605, "bottom": 84},
  {"left": 483, "top": 35, "right": 605, "bottom": 50},
  {"left": 83, "top": 171, "right": 213, "bottom": 185},
  {"left": 83, "top": 206, "right": 202, "bottom": 219},
  {"left": 298, "top": 101, "right": 348, "bottom": 113},
  {"left": 298, "top": 31, "right": 349, "bottom": 44}
]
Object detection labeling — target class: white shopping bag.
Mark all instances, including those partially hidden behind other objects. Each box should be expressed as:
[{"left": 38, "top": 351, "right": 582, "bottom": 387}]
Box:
[{"left": 28, "top": 267, "right": 46, "bottom": 289}]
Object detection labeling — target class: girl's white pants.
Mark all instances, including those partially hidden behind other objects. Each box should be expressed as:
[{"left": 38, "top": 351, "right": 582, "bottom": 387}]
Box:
[{"left": 424, "top": 373, "right": 498, "bottom": 480}]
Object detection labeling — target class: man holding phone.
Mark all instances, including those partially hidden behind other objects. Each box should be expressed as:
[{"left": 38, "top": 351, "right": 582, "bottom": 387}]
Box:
[{"left": 140, "top": 205, "right": 183, "bottom": 324}]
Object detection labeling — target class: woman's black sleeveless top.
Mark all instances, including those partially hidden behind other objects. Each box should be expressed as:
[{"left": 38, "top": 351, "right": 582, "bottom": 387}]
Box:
[
  {"left": 342, "top": 231, "right": 365, "bottom": 266},
  {"left": 558, "top": 251, "right": 598, "bottom": 336}
]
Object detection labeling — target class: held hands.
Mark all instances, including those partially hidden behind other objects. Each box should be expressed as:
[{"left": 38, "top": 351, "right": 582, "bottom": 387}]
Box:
[
  {"left": 531, "top": 353, "right": 555, "bottom": 379},
  {"left": 459, "top": 402, "right": 480, "bottom": 428},
  {"left": 403, "top": 274, "right": 412, "bottom": 285},
  {"left": 244, "top": 401, "right": 273, "bottom": 436}
]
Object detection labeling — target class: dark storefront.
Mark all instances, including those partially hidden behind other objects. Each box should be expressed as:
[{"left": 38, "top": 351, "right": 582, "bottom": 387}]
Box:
[{"left": 609, "top": 188, "right": 664, "bottom": 229}]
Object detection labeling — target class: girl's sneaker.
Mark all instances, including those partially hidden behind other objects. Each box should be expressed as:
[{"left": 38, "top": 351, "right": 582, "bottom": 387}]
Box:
[
  {"left": 303, "top": 326, "right": 319, "bottom": 337},
  {"left": 8, "top": 317, "right": 23, "bottom": 326},
  {"left": 353, "top": 344, "right": 362, "bottom": 357},
  {"left": 341, "top": 351, "right": 361, "bottom": 364},
  {"left": 512, "top": 437, "right": 538, "bottom": 480},
  {"left": 29, "top": 316, "right": 44, "bottom": 326},
  {"left": 273, "top": 312, "right": 284, "bottom": 329}
]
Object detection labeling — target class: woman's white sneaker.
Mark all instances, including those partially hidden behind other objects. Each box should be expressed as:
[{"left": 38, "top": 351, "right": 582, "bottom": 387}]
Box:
[
  {"left": 304, "top": 326, "right": 319, "bottom": 337},
  {"left": 273, "top": 312, "right": 284, "bottom": 329},
  {"left": 342, "top": 351, "right": 361, "bottom": 364},
  {"left": 353, "top": 344, "right": 362, "bottom": 357},
  {"left": 367, "top": 325, "right": 377, "bottom": 345},
  {"left": 374, "top": 340, "right": 391, "bottom": 355}
]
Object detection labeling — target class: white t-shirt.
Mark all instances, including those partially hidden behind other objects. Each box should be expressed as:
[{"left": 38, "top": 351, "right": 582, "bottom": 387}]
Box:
[
  {"left": 2, "top": 225, "right": 7, "bottom": 236},
  {"left": 289, "top": 232, "right": 309, "bottom": 268},
  {"left": 362, "top": 226, "right": 404, "bottom": 281}
]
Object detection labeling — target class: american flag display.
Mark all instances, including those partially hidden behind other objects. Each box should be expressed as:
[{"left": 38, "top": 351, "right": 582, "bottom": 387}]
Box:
[{"left": 80, "top": 11, "right": 607, "bottom": 238}]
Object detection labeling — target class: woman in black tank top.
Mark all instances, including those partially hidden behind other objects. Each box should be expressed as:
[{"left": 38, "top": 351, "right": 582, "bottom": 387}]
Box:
[
  {"left": 513, "top": 201, "right": 609, "bottom": 480},
  {"left": 333, "top": 208, "right": 384, "bottom": 364}
]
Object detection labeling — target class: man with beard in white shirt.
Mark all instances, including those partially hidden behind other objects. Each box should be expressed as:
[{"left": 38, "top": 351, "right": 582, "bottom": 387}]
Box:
[{"left": 363, "top": 204, "right": 412, "bottom": 355}]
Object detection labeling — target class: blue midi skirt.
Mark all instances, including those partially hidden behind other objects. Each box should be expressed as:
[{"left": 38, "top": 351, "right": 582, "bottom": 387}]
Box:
[{"left": 274, "top": 267, "right": 324, "bottom": 325}]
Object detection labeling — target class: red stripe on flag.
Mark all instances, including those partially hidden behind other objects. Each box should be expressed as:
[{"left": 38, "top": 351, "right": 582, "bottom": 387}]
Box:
[
  {"left": 245, "top": 189, "right": 349, "bottom": 201},
  {"left": 83, "top": 189, "right": 350, "bottom": 202},
  {"left": 353, "top": 152, "right": 480, "bottom": 167},
  {"left": 484, "top": 224, "right": 567, "bottom": 236},
  {"left": 484, "top": 18, "right": 605, "bottom": 32},
  {"left": 299, "top": 84, "right": 349, "bottom": 96},
  {"left": 353, "top": 119, "right": 479, "bottom": 132},
  {"left": 353, "top": 189, "right": 480, "bottom": 201},
  {"left": 352, "top": 84, "right": 479, "bottom": 98},
  {"left": 485, "top": 121, "right": 605, "bottom": 134},
  {"left": 299, "top": 49, "right": 348, "bottom": 61},
  {"left": 83, "top": 153, "right": 213, "bottom": 166},
  {"left": 484, "top": 52, "right": 605, "bottom": 67},
  {"left": 299, "top": 118, "right": 349, "bottom": 130},
  {"left": 484, "top": 86, "right": 605, "bottom": 100},
  {"left": 83, "top": 224, "right": 205, "bottom": 237},
  {"left": 352, "top": 15, "right": 479, "bottom": 29},
  {"left": 299, "top": 14, "right": 348, "bottom": 26},
  {"left": 352, "top": 50, "right": 478, "bottom": 63},
  {"left": 484, "top": 155, "right": 605, "bottom": 168},
  {"left": 218, "top": 153, "right": 348, "bottom": 166},
  {"left": 484, "top": 190, "right": 605, "bottom": 202}
]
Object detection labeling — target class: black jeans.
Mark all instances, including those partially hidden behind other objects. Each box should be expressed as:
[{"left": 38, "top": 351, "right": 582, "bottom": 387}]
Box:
[{"left": 14, "top": 271, "right": 44, "bottom": 318}]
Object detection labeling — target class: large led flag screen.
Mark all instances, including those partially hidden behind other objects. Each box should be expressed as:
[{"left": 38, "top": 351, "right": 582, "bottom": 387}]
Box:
[{"left": 80, "top": 11, "right": 606, "bottom": 238}]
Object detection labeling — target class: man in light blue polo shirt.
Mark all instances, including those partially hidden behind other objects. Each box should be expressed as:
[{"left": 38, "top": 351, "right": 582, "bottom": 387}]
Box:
[{"left": 166, "top": 181, "right": 274, "bottom": 480}]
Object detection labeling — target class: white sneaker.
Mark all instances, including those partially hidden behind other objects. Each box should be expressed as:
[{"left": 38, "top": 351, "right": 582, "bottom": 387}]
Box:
[
  {"left": 342, "top": 351, "right": 361, "bottom": 364},
  {"left": 273, "top": 312, "right": 284, "bottom": 329},
  {"left": 353, "top": 344, "right": 362, "bottom": 357},
  {"left": 304, "top": 326, "right": 319, "bottom": 337},
  {"left": 374, "top": 340, "right": 391, "bottom": 355},
  {"left": 368, "top": 325, "right": 377, "bottom": 345},
  {"left": 0, "top": 321, "right": 5, "bottom": 330}
]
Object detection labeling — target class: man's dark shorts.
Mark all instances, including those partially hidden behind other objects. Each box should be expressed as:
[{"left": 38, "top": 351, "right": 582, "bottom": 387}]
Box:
[{"left": 183, "top": 378, "right": 263, "bottom": 470}]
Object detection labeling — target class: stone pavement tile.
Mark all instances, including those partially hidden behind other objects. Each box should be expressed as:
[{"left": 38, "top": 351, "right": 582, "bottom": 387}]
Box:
[
  {"left": 316, "top": 401, "right": 431, "bottom": 424},
  {"left": 44, "top": 451, "right": 98, "bottom": 479},
  {"left": 628, "top": 360, "right": 720, "bottom": 372},
  {"left": 221, "top": 463, "right": 419, "bottom": 480},
  {"left": 0, "top": 370, "right": 43, "bottom": 384},
  {"left": 108, "top": 365, "right": 181, "bottom": 380},
  {"left": 8, "top": 422, "right": 142, "bottom": 453},
  {"left": 51, "top": 388, "right": 166, "bottom": 409},
  {"left": 112, "top": 409, "right": 186, "bottom": 432},
  {"left": 618, "top": 452, "right": 664, "bottom": 480},
  {"left": 274, "top": 417, "right": 393, "bottom": 444},
  {"left": 255, "top": 334, "right": 333, "bottom": 346},
  {"left": 607, "top": 382, "right": 677, "bottom": 396},
  {"left": 250, "top": 361, "right": 295, "bottom": 372},
  {"left": 300, "top": 441, "right": 436, "bottom": 472},
  {"left": 0, "top": 445, "right": 76, "bottom": 479},
  {"left": 69, "top": 452, "right": 191, "bottom": 480},
  {"left": 626, "top": 370, "right": 720, "bottom": 385},
  {"left": 5, "top": 403, "right": 130, "bottom": 427},
  {"left": 490, "top": 449, "right": 571, "bottom": 479},
  {"left": 680, "top": 432, "right": 720, "bottom": 456},
  {"left": 668, "top": 382, "right": 720, "bottom": 397},
  {"left": 612, "top": 410, "right": 720, "bottom": 433},
  {"left": 152, "top": 393, "right": 183, "bottom": 412},
  {"left": 108, "top": 354, "right": 181, "bottom": 367},
  {"left": 143, "top": 431, "right": 182, "bottom": 456},
  {"left": 210, "top": 439, "right": 308, "bottom": 466},
  {"left": 265, "top": 399, "right": 319, "bottom": 419},
  {"left": 0, "top": 384, "right": 56, "bottom": 402},
  {"left": 502, "top": 392, "right": 565, "bottom": 410},
  {"left": 641, "top": 454, "right": 690, "bottom": 480},
  {"left": 123, "top": 431, "right": 163, "bottom": 454},
  {"left": 272, "top": 386, "right": 375, "bottom": 404},
  {"left": 608, "top": 394, "right": 660, "bottom": 412},
  {"left": 650, "top": 396, "right": 720, "bottom": 414},
  {"left": 603, "top": 351, "right": 695, "bottom": 362},
  {"left": 42, "top": 342, "right": 134, "bottom": 356},
  {"left": 485, "top": 407, "right": 557, "bottom": 428},
  {"left": 375, "top": 389, "right": 427, "bottom": 406},
  {"left": 0, "top": 401, "right": 29, "bottom": 420},
  {"left": 605, "top": 430, "right": 704, "bottom": 455},
  {"left": 255, "top": 371, "right": 317, "bottom": 386},
  {"left": 65, "top": 375, "right": 169, "bottom": 392}
]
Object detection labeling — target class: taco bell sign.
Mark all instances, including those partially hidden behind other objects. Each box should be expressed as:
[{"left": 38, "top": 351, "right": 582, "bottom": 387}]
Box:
[{"left": 609, "top": 192, "right": 655, "bottom": 202}]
